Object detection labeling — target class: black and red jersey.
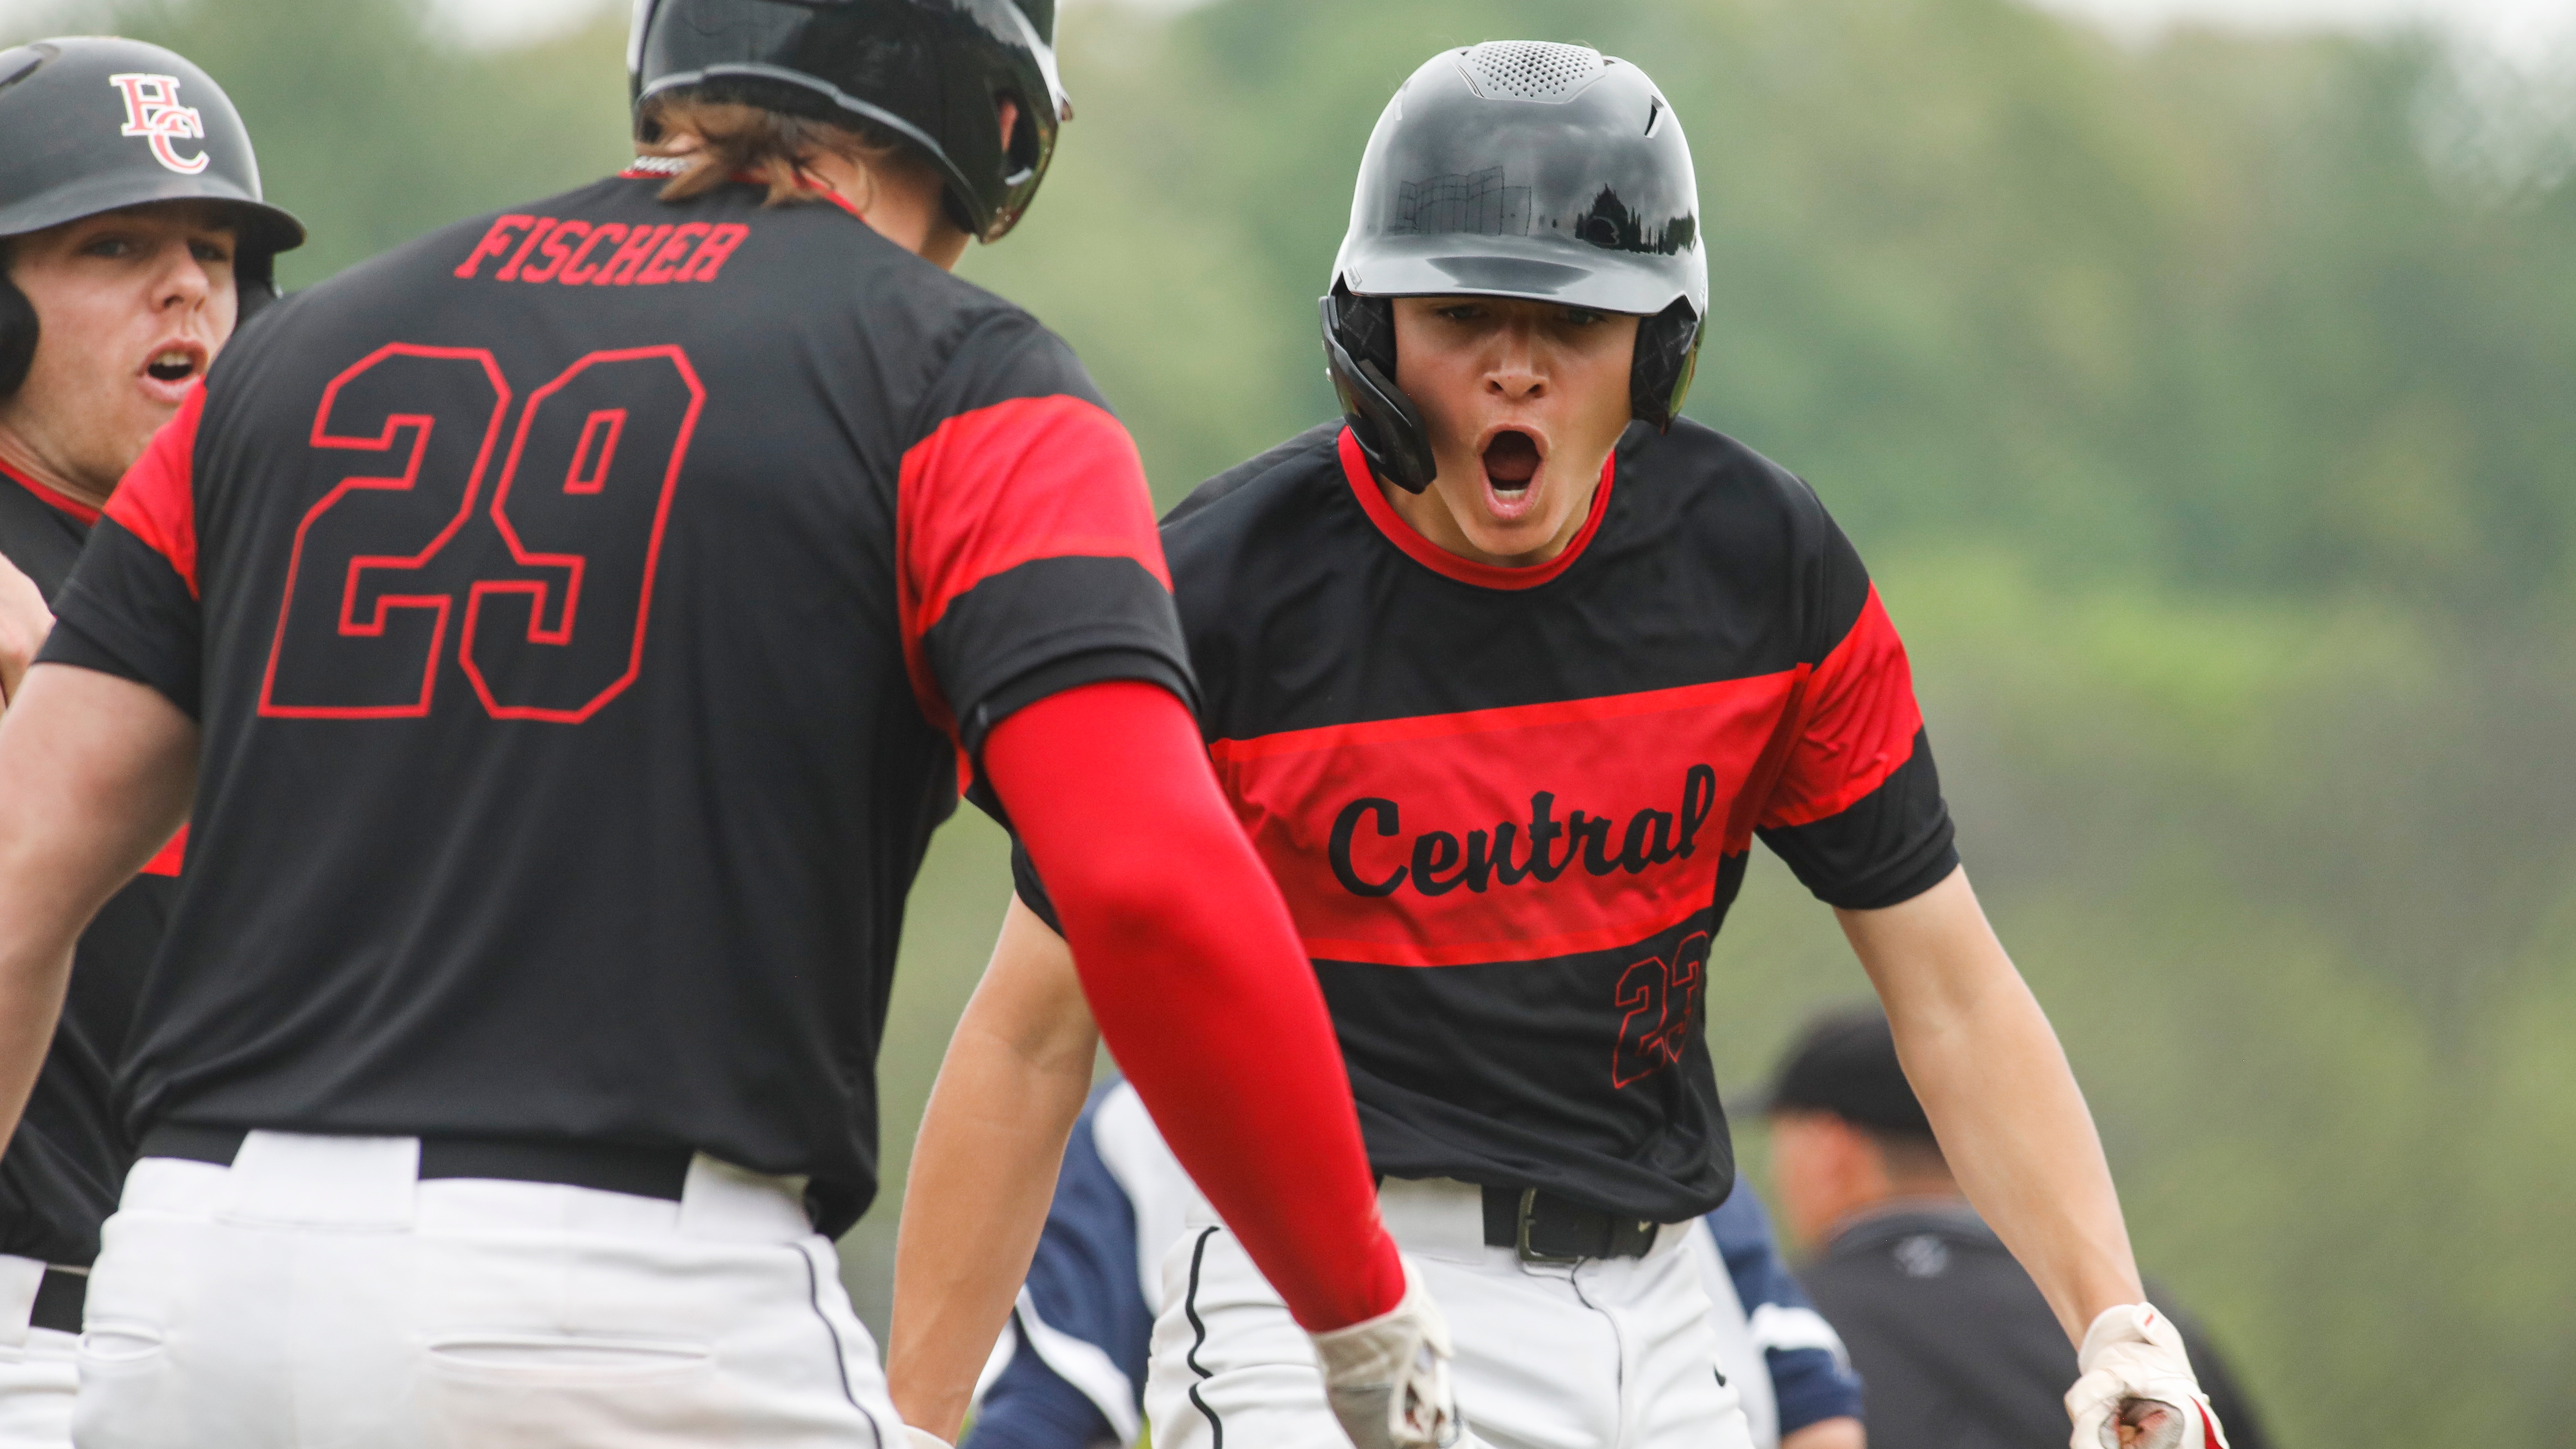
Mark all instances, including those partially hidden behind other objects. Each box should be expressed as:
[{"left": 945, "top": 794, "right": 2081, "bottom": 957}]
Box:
[
  {"left": 0, "top": 463, "right": 181, "bottom": 1266},
  {"left": 1021, "top": 420, "right": 1954, "bottom": 1222},
  {"left": 38, "top": 169, "right": 1190, "bottom": 1234}
]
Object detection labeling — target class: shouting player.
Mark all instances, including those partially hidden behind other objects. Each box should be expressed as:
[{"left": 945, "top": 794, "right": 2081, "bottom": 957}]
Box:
[
  {"left": 0, "top": 37, "right": 301, "bottom": 1449},
  {"left": 889, "top": 42, "right": 2229, "bottom": 1449},
  {"left": 0, "top": 4, "right": 1450, "bottom": 1446}
]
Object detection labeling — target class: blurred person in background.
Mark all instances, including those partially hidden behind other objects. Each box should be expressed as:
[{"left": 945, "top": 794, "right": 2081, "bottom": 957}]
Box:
[
  {"left": 958, "top": 1076, "right": 1866, "bottom": 1449},
  {"left": 1763, "top": 1008, "right": 2270, "bottom": 1449},
  {"left": 0, "top": 35, "right": 298, "bottom": 1449}
]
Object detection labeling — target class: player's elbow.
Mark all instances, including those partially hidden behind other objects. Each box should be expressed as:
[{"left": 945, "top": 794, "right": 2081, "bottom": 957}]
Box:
[
  {"left": 1049, "top": 845, "right": 1179, "bottom": 943},
  {"left": 1048, "top": 812, "right": 1258, "bottom": 956}
]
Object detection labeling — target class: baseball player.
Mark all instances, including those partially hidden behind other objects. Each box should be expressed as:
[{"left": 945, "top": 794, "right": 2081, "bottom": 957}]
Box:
[
  {"left": 0, "top": 37, "right": 301, "bottom": 1449},
  {"left": 0, "top": 4, "right": 1451, "bottom": 1446},
  {"left": 1762, "top": 1009, "right": 2269, "bottom": 1449},
  {"left": 958, "top": 1076, "right": 1865, "bottom": 1449},
  {"left": 889, "top": 41, "right": 2229, "bottom": 1449}
]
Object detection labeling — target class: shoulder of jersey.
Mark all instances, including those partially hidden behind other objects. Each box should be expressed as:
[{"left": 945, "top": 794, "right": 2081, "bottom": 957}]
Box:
[
  {"left": 1629, "top": 416, "right": 1823, "bottom": 516},
  {"left": 1162, "top": 420, "right": 1344, "bottom": 532}
]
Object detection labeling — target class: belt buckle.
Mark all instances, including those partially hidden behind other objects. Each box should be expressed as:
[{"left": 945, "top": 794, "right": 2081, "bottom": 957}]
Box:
[{"left": 1513, "top": 1188, "right": 1585, "bottom": 1266}]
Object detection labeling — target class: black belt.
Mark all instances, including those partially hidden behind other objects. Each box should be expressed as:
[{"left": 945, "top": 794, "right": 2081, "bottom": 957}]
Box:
[
  {"left": 30, "top": 1267, "right": 84, "bottom": 1334},
  {"left": 138, "top": 1124, "right": 694, "bottom": 1203},
  {"left": 1481, "top": 1185, "right": 1662, "bottom": 1263}
]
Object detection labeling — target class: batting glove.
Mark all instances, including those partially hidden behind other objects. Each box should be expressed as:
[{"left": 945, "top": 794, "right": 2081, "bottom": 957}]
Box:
[
  {"left": 901, "top": 1428, "right": 953, "bottom": 1449},
  {"left": 1308, "top": 1257, "right": 1461, "bottom": 1449},
  {"left": 2065, "top": 1303, "right": 2230, "bottom": 1449}
]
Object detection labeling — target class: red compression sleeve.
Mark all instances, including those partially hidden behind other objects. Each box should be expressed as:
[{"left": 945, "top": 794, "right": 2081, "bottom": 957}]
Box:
[{"left": 983, "top": 679, "right": 1406, "bottom": 1332}]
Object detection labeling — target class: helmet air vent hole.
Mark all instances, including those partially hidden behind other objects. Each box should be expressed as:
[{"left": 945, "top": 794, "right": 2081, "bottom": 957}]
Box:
[{"left": 1460, "top": 41, "right": 1608, "bottom": 104}]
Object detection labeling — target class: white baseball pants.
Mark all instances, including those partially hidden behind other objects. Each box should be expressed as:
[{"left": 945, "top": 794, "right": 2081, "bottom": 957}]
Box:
[
  {"left": 0, "top": 1256, "right": 75, "bottom": 1449},
  {"left": 71, "top": 1131, "right": 903, "bottom": 1448},
  {"left": 1144, "top": 1178, "right": 1755, "bottom": 1449}
]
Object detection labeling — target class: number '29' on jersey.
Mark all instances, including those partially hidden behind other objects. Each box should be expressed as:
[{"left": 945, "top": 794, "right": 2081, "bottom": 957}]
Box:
[{"left": 41, "top": 169, "right": 1193, "bottom": 1234}]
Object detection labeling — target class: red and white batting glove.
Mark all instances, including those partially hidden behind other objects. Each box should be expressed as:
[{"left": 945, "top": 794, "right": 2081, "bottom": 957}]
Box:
[
  {"left": 2065, "top": 1304, "right": 2230, "bottom": 1449},
  {"left": 1309, "top": 1256, "right": 1461, "bottom": 1449}
]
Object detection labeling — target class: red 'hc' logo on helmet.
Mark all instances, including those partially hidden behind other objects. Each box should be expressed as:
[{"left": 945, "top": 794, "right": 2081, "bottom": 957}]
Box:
[{"left": 107, "top": 72, "right": 209, "bottom": 176}]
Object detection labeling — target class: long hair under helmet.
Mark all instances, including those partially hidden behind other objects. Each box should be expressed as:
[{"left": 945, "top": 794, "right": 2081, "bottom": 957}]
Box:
[
  {"left": 629, "top": 0, "right": 1071, "bottom": 244},
  {"left": 1321, "top": 42, "right": 1708, "bottom": 493}
]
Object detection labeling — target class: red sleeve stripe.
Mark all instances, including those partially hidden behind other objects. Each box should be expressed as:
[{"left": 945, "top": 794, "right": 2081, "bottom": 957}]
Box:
[
  {"left": 895, "top": 393, "right": 1171, "bottom": 729},
  {"left": 1758, "top": 586, "right": 1925, "bottom": 830},
  {"left": 138, "top": 824, "right": 186, "bottom": 878},
  {"left": 104, "top": 382, "right": 205, "bottom": 598}
]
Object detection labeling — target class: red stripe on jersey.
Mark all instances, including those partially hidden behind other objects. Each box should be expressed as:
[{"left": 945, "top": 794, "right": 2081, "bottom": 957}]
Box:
[
  {"left": 138, "top": 824, "right": 187, "bottom": 878},
  {"left": 1209, "top": 672, "right": 1804, "bottom": 968},
  {"left": 104, "top": 383, "right": 205, "bottom": 597},
  {"left": 1756, "top": 586, "right": 1923, "bottom": 830},
  {"left": 0, "top": 459, "right": 104, "bottom": 525},
  {"left": 895, "top": 393, "right": 1169, "bottom": 735},
  {"left": 1337, "top": 426, "right": 1613, "bottom": 591}
]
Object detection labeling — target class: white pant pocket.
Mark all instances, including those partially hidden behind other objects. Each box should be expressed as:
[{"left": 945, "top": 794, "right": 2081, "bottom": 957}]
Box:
[
  {"left": 74, "top": 1322, "right": 167, "bottom": 1374},
  {"left": 420, "top": 1333, "right": 737, "bottom": 1449},
  {"left": 424, "top": 1334, "right": 712, "bottom": 1379}
]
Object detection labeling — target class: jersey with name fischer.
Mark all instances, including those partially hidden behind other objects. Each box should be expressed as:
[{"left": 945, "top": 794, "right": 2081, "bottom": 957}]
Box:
[
  {"left": 38, "top": 170, "right": 1192, "bottom": 1236},
  {"left": 1026, "top": 420, "right": 1955, "bottom": 1223},
  {"left": 0, "top": 464, "right": 182, "bottom": 1266}
]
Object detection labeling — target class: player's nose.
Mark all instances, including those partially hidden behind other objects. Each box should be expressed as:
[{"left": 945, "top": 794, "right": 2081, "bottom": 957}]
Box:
[
  {"left": 155, "top": 241, "right": 216, "bottom": 312},
  {"left": 1484, "top": 319, "right": 1547, "bottom": 400}
]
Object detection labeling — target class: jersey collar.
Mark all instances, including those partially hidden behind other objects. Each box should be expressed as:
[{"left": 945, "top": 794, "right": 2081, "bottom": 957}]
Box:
[
  {"left": 1337, "top": 426, "right": 1612, "bottom": 591},
  {"left": 0, "top": 454, "right": 102, "bottom": 527}
]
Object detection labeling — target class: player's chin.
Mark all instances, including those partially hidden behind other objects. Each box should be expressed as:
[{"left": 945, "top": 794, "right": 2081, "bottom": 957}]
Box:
[
  {"left": 1479, "top": 467, "right": 1544, "bottom": 528},
  {"left": 1454, "top": 486, "right": 1568, "bottom": 560}
]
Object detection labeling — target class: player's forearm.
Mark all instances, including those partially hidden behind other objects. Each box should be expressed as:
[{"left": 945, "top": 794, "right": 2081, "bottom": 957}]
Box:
[
  {"left": 888, "top": 898, "right": 1101, "bottom": 1439},
  {"left": 985, "top": 682, "right": 1406, "bottom": 1333},
  {"left": 0, "top": 663, "right": 195, "bottom": 1143},
  {"left": 1838, "top": 867, "right": 2143, "bottom": 1342}
]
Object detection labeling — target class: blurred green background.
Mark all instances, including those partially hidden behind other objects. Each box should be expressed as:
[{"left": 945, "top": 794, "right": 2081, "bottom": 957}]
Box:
[{"left": 12, "top": 0, "right": 2576, "bottom": 1441}]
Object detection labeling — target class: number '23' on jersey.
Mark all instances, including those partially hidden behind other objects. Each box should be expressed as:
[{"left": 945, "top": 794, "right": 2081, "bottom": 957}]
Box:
[{"left": 1019, "top": 420, "right": 1958, "bottom": 1226}]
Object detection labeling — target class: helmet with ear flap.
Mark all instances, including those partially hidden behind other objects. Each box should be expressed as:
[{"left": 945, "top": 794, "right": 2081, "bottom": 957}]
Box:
[
  {"left": 1319, "top": 42, "right": 1709, "bottom": 495},
  {"left": 1318, "top": 285, "right": 1706, "bottom": 497},
  {"left": 1320, "top": 285, "right": 1435, "bottom": 493},
  {"left": 0, "top": 267, "right": 36, "bottom": 398},
  {"left": 0, "top": 36, "right": 304, "bottom": 398}
]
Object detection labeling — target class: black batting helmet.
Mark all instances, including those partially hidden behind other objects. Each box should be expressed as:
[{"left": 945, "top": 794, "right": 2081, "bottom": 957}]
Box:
[
  {"left": 0, "top": 37, "right": 306, "bottom": 396},
  {"left": 630, "top": 0, "right": 1071, "bottom": 244},
  {"left": 1322, "top": 42, "right": 1708, "bottom": 493}
]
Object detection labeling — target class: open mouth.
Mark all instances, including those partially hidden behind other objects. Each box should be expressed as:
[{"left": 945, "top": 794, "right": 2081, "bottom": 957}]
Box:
[
  {"left": 1482, "top": 430, "right": 1541, "bottom": 495},
  {"left": 144, "top": 349, "right": 200, "bottom": 384}
]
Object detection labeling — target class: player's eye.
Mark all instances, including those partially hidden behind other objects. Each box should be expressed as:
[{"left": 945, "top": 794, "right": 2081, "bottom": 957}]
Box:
[
  {"left": 1559, "top": 307, "right": 1609, "bottom": 327},
  {"left": 81, "top": 235, "right": 137, "bottom": 259},
  {"left": 190, "top": 238, "right": 235, "bottom": 266},
  {"left": 1434, "top": 303, "right": 1487, "bottom": 323}
]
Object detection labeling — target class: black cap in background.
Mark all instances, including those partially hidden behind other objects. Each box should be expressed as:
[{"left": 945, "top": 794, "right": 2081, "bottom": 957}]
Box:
[{"left": 1760, "top": 1006, "right": 1936, "bottom": 1139}]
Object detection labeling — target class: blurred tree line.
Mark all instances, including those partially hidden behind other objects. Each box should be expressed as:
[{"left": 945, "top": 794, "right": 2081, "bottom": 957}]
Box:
[{"left": 10, "top": 0, "right": 2576, "bottom": 1444}]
